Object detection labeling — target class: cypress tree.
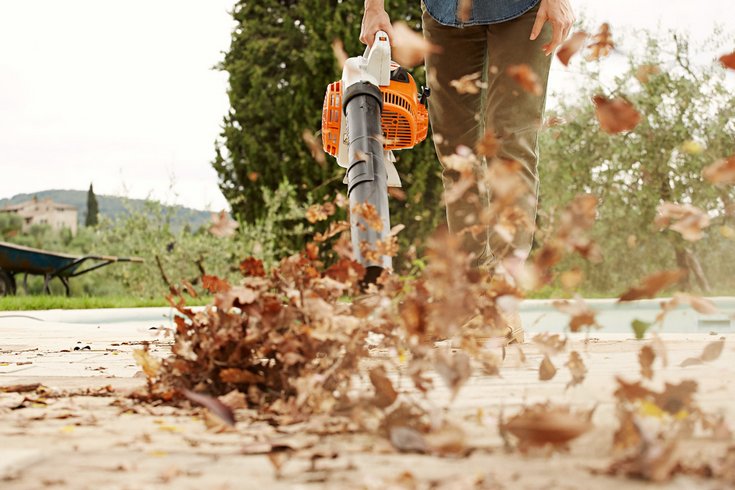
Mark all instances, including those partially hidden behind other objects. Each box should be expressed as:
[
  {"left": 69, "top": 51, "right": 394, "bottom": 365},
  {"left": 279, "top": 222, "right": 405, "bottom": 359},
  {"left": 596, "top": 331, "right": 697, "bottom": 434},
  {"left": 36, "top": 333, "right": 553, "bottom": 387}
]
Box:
[
  {"left": 86, "top": 183, "right": 99, "bottom": 227},
  {"left": 213, "top": 1, "right": 444, "bottom": 258}
]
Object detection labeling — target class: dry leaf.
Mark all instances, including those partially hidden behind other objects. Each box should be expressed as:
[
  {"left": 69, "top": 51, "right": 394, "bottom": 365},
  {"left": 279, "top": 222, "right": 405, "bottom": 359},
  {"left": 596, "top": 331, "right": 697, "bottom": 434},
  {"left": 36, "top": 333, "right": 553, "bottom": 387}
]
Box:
[
  {"left": 700, "top": 338, "right": 726, "bottom": 361},
  {"left": 352, "top": 202, "right": 384, "bottom": 231},
  {"left": 305, "top": 204, "right": 328, "bottom": 223},
  {"left": 331, "top": 38, "right": 348, "bottom": 68},
  {"left": 654, "top": 202, "right": 710, "bottom": 241},
  {"left": 506, "top": 64, "right": 542, "bottom": 96},
  {"left": 557, "top": 31, "right": 588, "bottom": 66},
  {"left": 539, "top": 354, "right": 557, "bottom": 381},
  {"left": 209, "top": 211, "right": 239, "bottom": 238},
  {"left": 635, "top": 64, "right": 661, "bottom": 84},
  {"left": 183, "top": 389, "right": 236, "bottom": 427},
  {"left": 239, "top": 257, "right": 266, "bottom": 277},
  {"left": 369, "top": 365, "right": 398, "bottom": 408},
  {"left": 552, "top": 297, "right": 598, "bottom": 332},
  {"left": 391, "top": 21, "right": 439, "bottom": 68},
  {"left": 501, "top": 403, "right": 594, "bottom": 451},
  {"left": 424, "top": 423, "right": 469, "bottom": 456},
  {"left": 133, "top": 349, "right": 161, "bottom": 378},
  {"left": 0, "top": 383, "right": 42, "bottom": 393},
  {"left": 434, "top": 350, "right": 471, "bottom": 400},
  {"left": 650, "top": 334, "right": 668, "bottom": 367},
  {"left": 302, "top": 129, "right": 326, "bottom": 166},
  {"left": 719, "top": 51, "right": 735, "bottom": 70},
  {"left": 449, "top": 72, "right": 484, "bottom": 95},
  {"left": 565, "top": 351, "right": 587, "bottom": 389},
  {"left": 593, "top": 95, "right": 641, "bottom": 134},
  {"left": 681, "top": 338, "right": 725, "bottom": 366},
  {"left": 639, "top": 345, "right": 655, "bottom": 380},
  {"left": 201, "top": 274, "right": 231, "bottom": 294},
  {"left": 456, "top": 0, "right": 473, "bottom": 22},
  {"left": 617, "top": 270, "right": 685, "bottom": 302},
  {"left": 475, "top": 130, "right": 499, "bottom": 157},
  {"left": 532, "top": 333, "right": 567, "bottom": 356},
  {"left": 389, "top": 426, "right": 428, "bottom": 453},
  {"left": 586, "top": 23, "right": 614, "bottom": 61},
  {"left": 560, "top": 268, "right": 584, "bottom": 290},
  {"left": 219, "top": 368, "right": 265, "bottom": 385},
  {"left": 703, "top": 155, "right": 735, "bottom": 185}
]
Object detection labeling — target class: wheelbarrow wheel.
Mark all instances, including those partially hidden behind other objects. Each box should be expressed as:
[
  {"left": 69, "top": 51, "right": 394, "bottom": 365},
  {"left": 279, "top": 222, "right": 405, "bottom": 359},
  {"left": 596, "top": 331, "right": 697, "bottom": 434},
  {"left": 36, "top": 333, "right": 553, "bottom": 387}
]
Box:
[{"left": 0, "top": 268, "right": 16, "bottom": 297}]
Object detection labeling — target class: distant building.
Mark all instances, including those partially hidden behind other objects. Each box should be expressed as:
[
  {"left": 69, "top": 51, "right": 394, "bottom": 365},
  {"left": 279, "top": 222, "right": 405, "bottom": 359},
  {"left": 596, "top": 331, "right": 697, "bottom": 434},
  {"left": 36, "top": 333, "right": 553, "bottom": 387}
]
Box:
[{"left": 1, "top": 197, "right": 78, "bottom": 235}]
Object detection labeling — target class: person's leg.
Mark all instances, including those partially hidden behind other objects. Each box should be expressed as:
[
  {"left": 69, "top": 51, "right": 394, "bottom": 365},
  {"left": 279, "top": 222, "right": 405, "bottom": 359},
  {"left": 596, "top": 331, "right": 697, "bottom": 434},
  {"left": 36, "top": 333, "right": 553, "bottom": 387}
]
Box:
[
  {"left": 483, "top": 4, "right": 553, "bottom": 265},
  {"left": 422, "top": 10, "right": 491, "bottom": 267}
]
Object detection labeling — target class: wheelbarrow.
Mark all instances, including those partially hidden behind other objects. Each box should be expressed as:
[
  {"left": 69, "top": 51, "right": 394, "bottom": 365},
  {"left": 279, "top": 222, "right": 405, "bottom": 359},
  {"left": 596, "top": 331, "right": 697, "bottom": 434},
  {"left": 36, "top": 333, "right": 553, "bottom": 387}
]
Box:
[{"left": 0, "top": 241, "right": 143, "bottom": 297}]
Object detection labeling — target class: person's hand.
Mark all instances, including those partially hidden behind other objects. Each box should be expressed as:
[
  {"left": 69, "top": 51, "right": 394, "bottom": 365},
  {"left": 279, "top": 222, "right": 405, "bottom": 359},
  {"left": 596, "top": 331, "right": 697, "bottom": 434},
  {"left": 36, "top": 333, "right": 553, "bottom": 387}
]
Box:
[
  {"left": 360, "top": 3, "right": 394, "bottom": 46},
  {"left": 529, "top": 0, "right": 575, "bottom": 56}
]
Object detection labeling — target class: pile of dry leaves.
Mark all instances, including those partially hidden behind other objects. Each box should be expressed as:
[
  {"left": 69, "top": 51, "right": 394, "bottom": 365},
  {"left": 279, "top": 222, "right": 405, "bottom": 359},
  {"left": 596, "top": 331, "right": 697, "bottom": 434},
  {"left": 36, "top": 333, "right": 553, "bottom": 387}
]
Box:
[{"left": 128, "top": 18, "right": 735, "bottom": 486}]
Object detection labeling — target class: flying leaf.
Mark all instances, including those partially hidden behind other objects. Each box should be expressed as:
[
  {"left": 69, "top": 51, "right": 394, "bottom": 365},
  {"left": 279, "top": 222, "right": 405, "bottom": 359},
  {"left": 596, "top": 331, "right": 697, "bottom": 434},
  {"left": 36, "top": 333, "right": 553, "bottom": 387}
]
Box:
[
  {"left": 719, "top": 51, "right": 735, "bottom": 70},
  {"left": 183, "top": 389, "right": 236, "bottom": 427},
  {"left": 239, "top": 257, "right": 266, "bottom": 277},
  {"left": 456, "top": 0, "right": 473, "bottom": 22},
  {"left": 565, "top": 351, "right": 587, "bottom": 389},
  {"left": 593, "top": 95, "right": 641, "bottom": 134},
  {"left": 201, "top": 274, "right": 231, "bottom": 294},
  {"left": 305, "top": 204, "right": 328, "bottom": 223},
  {"left": 635, "top": 64, "right": 661, "bottom": 84},
  {"left": 369, "top": 365, "right": 398, "bottom": 408},
  {"left": 703, "top": 155, "right": 735, "bottom": 185},
  {"left": 501, "top": 403, "right": 594, "bottom": 452},
  {"left": 680, "top": 338, "right": 726, "bottom": 366},
  {"left": 631, "top": 319, "right": 652, "bottom": 340},
  {"left": 475, "top": 130, "right": 499, "bottom": 157},
  {"left": 506, "top": 64, "right": 542, "bottom": 96},
  {"left": 449, "top": 71, "right": 484, "bottom": 95},
  {"left": 302, "top": 129, "right": 326, "bottom": 166},
  {"left": 389, "top": 426, "right": 428, "bottom": 453},
  {"left": 654, "top": 202, "right": 710, "bottom": 241},
  {"left": 219, "top": 368, "right": 265, "bottom": 384},
  {"left": 532, "top": 333, "right": 567, "bottom": 356},
  {"left": 700, "top": 338, "right": 726, "bottom": 361},
  {"left": 539, "top": 354, "right": 557, "bottom": 381},
  {"left": 639, "top": 345, "right": 655, "bottom": 380},
  {"left": 133, "top": 349, "right": 161, "bottom": 378},
  {"left": 391, "top": 21, "right": 440, "bottom": 68},
  {"left": 552, "top": 297, "right": 598, "bottom": 332},
  {"left": 425, "top": 423, "right": 469, "bottom": 457},
  {"left": 434, "top": 350, "right": 471, "bottom": 400},
  {"left": 586, "top": 23, "right": 614, "bottom": 61},
  {"left": 557, "top": 31, "right": 589, "bottom": 66},
  {"left": 331, "top": 38, "right": 348, "bottom": 68},
  {"left": 209, "top": 210, "right": 239, "bottom": 238},
  {"left": 618, "top": 270, "right": 685, "bottom": 302}
]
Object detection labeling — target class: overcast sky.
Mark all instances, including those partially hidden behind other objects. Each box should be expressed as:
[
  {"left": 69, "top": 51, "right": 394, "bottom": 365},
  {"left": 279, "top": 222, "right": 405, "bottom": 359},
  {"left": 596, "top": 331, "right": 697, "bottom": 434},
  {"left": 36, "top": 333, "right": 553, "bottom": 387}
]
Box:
[{"left": 0, "top": 0, "right": 732, "bottom": 211}]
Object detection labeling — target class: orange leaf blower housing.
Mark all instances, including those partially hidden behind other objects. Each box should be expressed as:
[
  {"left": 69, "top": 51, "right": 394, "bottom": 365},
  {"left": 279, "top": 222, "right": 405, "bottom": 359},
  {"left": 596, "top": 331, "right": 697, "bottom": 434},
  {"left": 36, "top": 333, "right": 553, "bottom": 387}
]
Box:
[{"left": 322, "top": 64, "right": 429, "bottom": 157}]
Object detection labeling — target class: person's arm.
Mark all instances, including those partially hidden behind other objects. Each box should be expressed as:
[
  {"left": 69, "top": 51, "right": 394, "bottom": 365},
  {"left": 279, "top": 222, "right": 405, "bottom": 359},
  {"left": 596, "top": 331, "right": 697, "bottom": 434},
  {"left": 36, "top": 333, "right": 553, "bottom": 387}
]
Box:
[
  {"left": 530, "top": 0, "right": 575, "bottom": 56},
  {"left": 360, "top": 0, "right": 394, "bottom": 46}
]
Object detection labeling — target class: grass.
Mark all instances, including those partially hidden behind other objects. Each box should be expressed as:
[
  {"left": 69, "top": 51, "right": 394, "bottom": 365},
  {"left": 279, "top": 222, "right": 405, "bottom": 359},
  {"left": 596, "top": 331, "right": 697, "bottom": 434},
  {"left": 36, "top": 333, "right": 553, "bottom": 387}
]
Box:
[{"left": 0, "top": 295, "right": 212, "bottom": 311}]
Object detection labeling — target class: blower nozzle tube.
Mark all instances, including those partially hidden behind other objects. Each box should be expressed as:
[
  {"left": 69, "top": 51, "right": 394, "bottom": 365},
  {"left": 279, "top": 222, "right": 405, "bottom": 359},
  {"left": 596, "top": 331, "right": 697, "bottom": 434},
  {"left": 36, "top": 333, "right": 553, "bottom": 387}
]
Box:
[{"left": 343, "top": 81, "right": 391, "bottom": 284}]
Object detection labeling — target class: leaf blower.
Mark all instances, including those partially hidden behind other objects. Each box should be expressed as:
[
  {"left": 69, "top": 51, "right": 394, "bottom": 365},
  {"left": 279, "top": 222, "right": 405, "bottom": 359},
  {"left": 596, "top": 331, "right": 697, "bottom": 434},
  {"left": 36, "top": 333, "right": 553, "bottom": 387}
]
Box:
[{"left": 321, "top": 32, "right": 430, "bottom": 285}]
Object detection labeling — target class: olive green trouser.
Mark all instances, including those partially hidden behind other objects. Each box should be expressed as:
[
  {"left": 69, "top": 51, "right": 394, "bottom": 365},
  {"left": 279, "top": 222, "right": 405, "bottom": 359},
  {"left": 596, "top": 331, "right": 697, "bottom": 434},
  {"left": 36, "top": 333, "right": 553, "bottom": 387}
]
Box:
[{"left": 422, "top": 4, "right": 552, "bottom": 270}]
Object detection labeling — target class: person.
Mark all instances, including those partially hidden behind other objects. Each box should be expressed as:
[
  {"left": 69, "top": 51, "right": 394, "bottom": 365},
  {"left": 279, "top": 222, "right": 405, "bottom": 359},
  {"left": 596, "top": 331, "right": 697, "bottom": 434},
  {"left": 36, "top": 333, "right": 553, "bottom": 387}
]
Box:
[{"left": 360, "top": 0, "right": 575, "bottom": 343}]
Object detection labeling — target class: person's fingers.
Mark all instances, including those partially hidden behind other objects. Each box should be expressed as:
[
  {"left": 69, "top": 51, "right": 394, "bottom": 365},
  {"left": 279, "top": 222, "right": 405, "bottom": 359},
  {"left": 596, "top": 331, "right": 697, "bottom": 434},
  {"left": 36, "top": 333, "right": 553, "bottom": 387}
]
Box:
[
  {"left": 546, "top": 21, "right": 563, "bottom": 54},
  {"left": 529, "top": 9, "right": 547, "bottom": 40}
]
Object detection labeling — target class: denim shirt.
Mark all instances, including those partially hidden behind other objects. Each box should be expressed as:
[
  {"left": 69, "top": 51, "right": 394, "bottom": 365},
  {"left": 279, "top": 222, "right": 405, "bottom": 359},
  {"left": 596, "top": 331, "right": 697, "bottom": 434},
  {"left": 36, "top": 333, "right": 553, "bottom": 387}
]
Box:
[{"left": 423, "top": 0, "right": 540, "bottom": 27}]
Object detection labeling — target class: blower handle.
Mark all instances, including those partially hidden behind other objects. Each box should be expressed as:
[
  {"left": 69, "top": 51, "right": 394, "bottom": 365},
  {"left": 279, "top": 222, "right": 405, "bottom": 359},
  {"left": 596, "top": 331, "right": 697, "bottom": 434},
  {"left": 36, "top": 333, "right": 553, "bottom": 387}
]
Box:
[{"left": 362, "top": 31, "right": 391, "bottom": 87}]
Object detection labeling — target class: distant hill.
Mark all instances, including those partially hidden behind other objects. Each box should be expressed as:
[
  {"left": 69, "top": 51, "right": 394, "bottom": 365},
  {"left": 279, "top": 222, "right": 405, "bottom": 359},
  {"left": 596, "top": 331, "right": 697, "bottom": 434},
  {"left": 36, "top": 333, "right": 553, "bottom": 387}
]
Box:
[{"left": 0, "top": 189, "right": 213, "bottom": 231}]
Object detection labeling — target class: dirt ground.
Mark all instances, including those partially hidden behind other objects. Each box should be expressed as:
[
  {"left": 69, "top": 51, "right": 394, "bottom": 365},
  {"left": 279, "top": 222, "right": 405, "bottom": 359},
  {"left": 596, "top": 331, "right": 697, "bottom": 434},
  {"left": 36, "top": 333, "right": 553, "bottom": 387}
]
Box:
[{"left": 1, "top": 316, "right": 733, "bottom": 489}]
